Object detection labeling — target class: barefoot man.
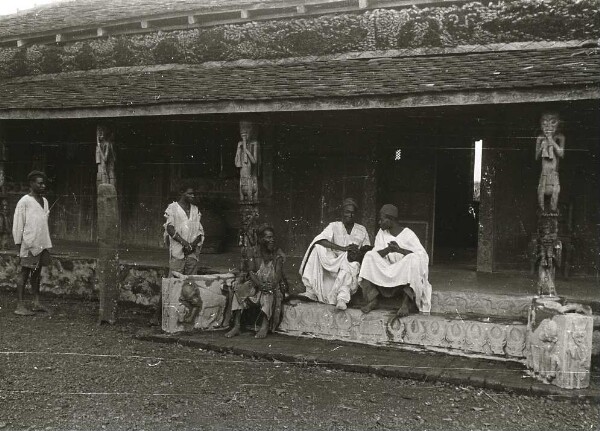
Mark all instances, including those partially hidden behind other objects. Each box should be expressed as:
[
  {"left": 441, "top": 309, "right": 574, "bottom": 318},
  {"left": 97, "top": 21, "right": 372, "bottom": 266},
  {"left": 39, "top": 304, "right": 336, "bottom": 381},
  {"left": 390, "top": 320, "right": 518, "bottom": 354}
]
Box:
[{"left": 13, "top": 171, "right": 52, "bottom": 316}]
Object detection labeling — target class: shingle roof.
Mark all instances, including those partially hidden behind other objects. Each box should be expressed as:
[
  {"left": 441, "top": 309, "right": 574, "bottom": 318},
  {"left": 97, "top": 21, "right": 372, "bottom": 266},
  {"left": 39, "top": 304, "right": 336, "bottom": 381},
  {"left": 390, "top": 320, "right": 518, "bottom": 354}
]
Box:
[
  {"left": 0, "top": 46, "right": 598, "bottom": 112},
  {"left": 0, "top": 0, "right": 282, "bottom": 39}
]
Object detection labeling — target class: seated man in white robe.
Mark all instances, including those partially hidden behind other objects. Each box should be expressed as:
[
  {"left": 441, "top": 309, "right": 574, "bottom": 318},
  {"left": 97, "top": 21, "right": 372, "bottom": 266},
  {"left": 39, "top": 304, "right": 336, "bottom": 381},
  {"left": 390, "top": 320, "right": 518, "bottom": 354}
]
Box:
[
  {"left": 358, "top": 204, "right": 432, "bottom": 315},
  {"left": 299, "top": 198, "right": 371, "bottom": 310}
]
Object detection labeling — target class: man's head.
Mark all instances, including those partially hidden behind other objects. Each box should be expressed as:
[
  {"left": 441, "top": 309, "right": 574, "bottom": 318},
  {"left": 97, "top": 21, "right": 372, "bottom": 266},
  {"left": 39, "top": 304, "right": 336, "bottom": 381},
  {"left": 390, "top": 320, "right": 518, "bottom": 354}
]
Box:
[
  {"left": 379, "top": 204, "right": 399, "bottom": 230},
  {"left": 178, "top": 183, "right": 195, "bottom": 204},
  {"left": 258, "top": 224, "right": 275, "bottom": 251},
  {"left": 27, "top": 171, "right": 47, "bottom": 195},
  {"left": 341, "top": 198, "right": 358, "bottom": 225}
]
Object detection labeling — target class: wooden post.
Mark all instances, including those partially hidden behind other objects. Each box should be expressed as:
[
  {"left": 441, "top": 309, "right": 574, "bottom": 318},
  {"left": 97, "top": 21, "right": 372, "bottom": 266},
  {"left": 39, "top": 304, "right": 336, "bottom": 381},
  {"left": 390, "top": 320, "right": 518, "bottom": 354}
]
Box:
[
  {"left": 97, "top": 183, "right": 120, "bottom": 324},
  {"left": 96, "top": 123, "right": 119, "bottom": 324},
  {"left": 0, "top": 126, "right": 6, "bottom": 193},
  {"left": 477, "top": 145, "right": 495, "bottom": 272},
  {"left": 363, "top": 139, "right": 377, "bottom": 236}
]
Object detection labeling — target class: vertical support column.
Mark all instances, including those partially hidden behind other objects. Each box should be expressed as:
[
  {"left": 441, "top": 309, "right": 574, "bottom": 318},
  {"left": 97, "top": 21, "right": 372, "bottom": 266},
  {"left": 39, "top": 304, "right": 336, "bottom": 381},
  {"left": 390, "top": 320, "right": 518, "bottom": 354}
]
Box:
[
  {"left": 0, "top": 126, "right": 10, "bottom": 250},
  {"left": 0, "top": 129, "right": 6, "bottom": 193},
  {"left": 362, "top": 140, "right": 377, "bottom": 236},
  {"left": 96, "top": 123, "right": 119, "bottom": 324},
  {"left": 236, "top": 120, "right": 260, "bottom": 272},
  {"left": 477, "top": 145, "right": 495, "bottom": 272},
  {"left": 97, "top": 183, "right": 120, "bottom": 324}
]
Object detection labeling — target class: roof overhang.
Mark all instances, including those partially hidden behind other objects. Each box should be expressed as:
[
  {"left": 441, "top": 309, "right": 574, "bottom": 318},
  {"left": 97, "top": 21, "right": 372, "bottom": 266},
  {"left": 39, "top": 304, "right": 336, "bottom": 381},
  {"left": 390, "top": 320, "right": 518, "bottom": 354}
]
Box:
[
  {"left": 0, "top": 43, "right": 598, "bottom": 119},
  {"left": 0, "top": 86, "right": 598, "bottom": 120}
]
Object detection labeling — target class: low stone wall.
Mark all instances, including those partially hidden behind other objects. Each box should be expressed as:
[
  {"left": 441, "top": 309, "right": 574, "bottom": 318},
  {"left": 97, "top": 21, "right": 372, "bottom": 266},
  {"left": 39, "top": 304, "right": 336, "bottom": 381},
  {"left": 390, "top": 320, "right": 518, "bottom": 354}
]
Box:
[{"left": 0, "top": 252, "right": 167, "bottom": 308}]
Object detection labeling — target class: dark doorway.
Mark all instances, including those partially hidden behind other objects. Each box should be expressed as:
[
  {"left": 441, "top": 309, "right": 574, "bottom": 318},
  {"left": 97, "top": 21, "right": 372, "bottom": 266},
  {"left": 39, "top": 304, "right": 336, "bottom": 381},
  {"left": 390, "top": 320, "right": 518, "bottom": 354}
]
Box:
[{"left": 433, "top": 144, "right": 479, "bottom": 266}]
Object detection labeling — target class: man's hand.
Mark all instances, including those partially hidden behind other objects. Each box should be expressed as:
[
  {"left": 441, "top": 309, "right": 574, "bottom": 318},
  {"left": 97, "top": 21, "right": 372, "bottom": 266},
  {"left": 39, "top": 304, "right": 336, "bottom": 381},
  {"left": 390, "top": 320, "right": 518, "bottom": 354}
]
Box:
[
  {"left": 343, "top": 243, "right": 359, "bottom": 252},
  {"left": 388, "top": 241, "right": 413, "bottom": 255},
  {"left": 181, "top": 240, "right": 193, "bottom": 255}
]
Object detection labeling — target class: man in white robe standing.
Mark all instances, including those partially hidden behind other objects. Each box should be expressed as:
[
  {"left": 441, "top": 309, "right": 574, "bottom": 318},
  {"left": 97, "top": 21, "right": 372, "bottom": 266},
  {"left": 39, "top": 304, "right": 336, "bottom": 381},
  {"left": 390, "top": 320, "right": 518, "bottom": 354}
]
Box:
[
  {"left": 358, "top": 204, "right": 432, "bottom": 315},
  {"left": 299, "top": 198, "right": 370, "bottom": 310},
  {"left": 13, "top": 171, "right": 53, "bottom": 316}
]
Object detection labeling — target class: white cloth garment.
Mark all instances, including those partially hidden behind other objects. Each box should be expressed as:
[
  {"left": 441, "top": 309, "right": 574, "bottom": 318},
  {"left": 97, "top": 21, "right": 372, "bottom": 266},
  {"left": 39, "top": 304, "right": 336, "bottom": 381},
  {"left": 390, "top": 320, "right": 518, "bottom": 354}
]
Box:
[
  {"left": 12, "top": 195, "right": 52, "bottom": 258},
  {"left": 300, "top": 221, "right": 370, "bottom": 305},
  {"left": 358, "top": 228, "right": 432, "bottom": 312},
  {"left": 164, "top": 202, "right": 204, "bottom": 260}
]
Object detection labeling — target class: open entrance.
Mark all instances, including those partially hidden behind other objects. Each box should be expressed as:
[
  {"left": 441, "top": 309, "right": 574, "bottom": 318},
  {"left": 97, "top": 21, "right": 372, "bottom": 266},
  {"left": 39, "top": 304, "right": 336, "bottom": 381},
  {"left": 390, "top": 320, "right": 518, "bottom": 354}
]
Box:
[{"left": 433, "top": 140, "right": 482, "bottom": 267}]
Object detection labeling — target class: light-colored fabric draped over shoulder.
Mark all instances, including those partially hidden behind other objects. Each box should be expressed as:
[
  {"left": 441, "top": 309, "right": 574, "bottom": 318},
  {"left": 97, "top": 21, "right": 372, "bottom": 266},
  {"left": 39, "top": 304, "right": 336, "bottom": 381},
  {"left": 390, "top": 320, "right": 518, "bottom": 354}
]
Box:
[
  {"left": 300, "top": 221, "right": 370, "bottom": 305},
  {"left": 358, "top": 228, "right": 432, "bottom": 312}
]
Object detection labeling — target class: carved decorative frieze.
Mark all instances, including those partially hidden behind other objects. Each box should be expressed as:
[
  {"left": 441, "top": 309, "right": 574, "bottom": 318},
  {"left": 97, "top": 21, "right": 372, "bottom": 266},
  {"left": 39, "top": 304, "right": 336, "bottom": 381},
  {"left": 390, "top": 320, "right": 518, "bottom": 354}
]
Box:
[
  {"left": 431, "top": 291, "right": 532, "bottom": 319},
  {"left": 278, "top": 302, "right": 527, "bottom": 359}
]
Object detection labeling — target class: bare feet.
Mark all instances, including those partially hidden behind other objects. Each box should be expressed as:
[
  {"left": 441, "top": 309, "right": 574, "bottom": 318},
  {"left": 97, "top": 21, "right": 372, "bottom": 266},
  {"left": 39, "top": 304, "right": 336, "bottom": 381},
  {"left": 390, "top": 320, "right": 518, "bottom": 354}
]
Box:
[
  {"left": 336, "top": 300, "right": 347, "bottom": 311},
  {"left": 255, "top": 319, "right": 269, "bottom": 339},
  {"left": 225, "top": 325, "right": 241, "bottom": 338},
  {"left": 14, "top": 303, "right": 35, "bottom": 316},
  {"left": 360, "top": 298, "right": 378, "bottom": 314}
]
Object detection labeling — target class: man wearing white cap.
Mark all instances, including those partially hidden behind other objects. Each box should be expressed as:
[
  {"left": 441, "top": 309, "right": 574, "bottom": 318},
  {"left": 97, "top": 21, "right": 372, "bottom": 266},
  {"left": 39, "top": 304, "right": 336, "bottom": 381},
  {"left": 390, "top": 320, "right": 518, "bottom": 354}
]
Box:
[
  {"left": 358, "top": 204, "right": 432, "bottom": 315},
  {"left": 299, "top": 198, "right": 371, "bottom": 310}
]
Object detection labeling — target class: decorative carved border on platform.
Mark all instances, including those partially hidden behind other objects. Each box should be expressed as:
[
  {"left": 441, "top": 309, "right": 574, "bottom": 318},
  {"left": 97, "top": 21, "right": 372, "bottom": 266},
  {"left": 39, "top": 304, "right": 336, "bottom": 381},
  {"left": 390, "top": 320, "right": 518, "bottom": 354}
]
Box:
[
  {"left": 431, "top": 292, "right": 532, "bottom": 319},
  {"left": 279, "top": 303, "right": 527, "bottom": 359}
]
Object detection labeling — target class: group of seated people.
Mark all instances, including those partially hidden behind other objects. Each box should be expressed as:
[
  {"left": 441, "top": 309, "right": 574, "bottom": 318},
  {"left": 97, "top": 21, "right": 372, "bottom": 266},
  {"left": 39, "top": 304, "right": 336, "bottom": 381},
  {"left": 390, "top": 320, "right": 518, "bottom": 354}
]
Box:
[
  {"left": 223, "top": 198, "right": 432, "bottom": 339},
  {"left": 164, "top": 185, "right": 431, "bottom": 339},
  {"left": 299, "top": 198, "right": 432, "bottom": 315}
]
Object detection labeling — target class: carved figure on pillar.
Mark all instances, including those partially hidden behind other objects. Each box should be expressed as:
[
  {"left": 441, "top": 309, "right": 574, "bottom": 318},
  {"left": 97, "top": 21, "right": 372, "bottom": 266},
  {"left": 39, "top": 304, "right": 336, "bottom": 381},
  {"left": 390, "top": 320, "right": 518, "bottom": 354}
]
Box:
[
  {"left": 96, "top": 125, "right": 116, "bottom": 186},
  {"left": 532, "top": 215, "right": 562, "bottom": 297},
  {"left": 535, "top": 112, "right": 565, "bottom": 213},
  {"left": 235, "top": 121, "right": 258, "bottom": 203},
  {"left": 239, "top": 205, "right": 259, "bottom": 272}
]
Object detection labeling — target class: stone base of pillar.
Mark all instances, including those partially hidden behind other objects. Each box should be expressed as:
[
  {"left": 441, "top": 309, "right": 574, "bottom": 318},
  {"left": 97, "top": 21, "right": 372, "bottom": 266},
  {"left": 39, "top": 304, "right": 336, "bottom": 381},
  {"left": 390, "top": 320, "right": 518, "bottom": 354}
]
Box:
[{"left": 526, "top": 297, "right": 593, "bottom": 389}]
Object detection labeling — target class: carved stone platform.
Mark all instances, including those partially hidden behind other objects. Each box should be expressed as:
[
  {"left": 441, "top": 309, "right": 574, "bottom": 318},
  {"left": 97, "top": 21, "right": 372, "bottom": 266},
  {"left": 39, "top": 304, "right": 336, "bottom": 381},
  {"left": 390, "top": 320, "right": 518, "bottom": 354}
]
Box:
[
  {"left": 162, "top": 274, "right": 236, "bottom": 334},
  {"left": 278, "top": 302, "right": 527, "bottom": 360}
]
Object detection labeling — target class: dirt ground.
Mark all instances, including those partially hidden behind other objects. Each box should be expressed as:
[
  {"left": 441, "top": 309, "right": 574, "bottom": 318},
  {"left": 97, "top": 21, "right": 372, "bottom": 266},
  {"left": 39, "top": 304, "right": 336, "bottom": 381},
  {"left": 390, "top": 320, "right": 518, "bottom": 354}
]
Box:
[{"left": 0, "top": 293, "right": 598, "bottom": 431}]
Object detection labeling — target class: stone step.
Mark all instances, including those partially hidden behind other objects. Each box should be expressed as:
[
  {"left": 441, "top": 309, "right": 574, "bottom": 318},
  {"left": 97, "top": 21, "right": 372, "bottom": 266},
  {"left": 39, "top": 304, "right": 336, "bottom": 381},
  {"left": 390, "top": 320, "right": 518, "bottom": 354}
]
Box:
[{"left": 277, "top": 302, "right": 528, "bottom": 361}]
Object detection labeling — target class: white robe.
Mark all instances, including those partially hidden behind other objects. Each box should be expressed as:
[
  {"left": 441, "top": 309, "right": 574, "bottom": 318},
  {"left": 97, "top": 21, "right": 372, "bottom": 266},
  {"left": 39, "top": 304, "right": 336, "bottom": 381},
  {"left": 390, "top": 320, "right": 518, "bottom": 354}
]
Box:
[
  {"left": 300, "top": 221, "right": 370, "bottom": 305},
  {"left": 164, "top": 202, "right": 204, "bottom": 260},
  {"left": 358, "top": 228, "right": 432, "bottom": 313},
  {"left": 12, "top": 195, "right": 52, "bottom": 258}
]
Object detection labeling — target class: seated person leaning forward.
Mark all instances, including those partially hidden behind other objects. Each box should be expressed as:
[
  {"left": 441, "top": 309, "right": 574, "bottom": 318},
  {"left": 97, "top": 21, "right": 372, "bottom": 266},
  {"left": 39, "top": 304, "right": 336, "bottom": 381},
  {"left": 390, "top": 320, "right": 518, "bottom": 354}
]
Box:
[
  {"left": 358, "top": 204, "right": 432, "bottom": 316},
  {"left": 226, "top": 225, "right": 286, "bottom": 339},
  {"left": 299, "top": 198, "right": 371, "bottom": 310}
]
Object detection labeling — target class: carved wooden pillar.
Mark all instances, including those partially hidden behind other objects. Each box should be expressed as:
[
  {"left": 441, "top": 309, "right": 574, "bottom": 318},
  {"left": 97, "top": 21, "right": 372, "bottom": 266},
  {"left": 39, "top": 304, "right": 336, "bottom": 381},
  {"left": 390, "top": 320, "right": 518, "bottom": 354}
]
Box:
[
  {"left": 96, "top": 123, "right": 120, "bottom": 324},
  {"left": 96, "top": 124, "right": 116, "bottom": 188},
  {"left": 236, "top": 120, "right": 260, "bottom": 272},
  {"left": 477, "top": 145, "right": 495, "bottom": 272},
  {"left": 97, "top": 183, "right": 120, "bottom": 324}
]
